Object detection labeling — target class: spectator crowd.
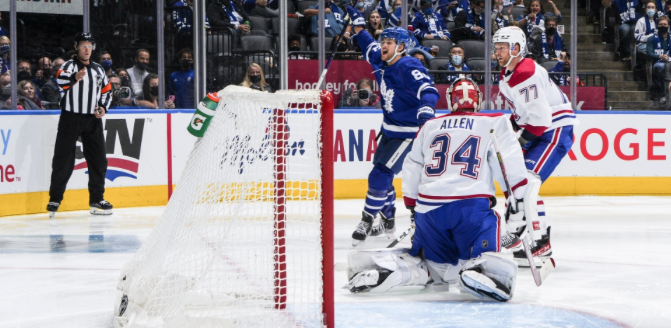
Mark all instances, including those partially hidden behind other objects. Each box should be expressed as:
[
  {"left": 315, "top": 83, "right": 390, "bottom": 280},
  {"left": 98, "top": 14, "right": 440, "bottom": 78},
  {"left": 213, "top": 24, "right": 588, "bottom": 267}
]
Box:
[{"left": 6, "top": 0, "right": 666, "bottom": 110}]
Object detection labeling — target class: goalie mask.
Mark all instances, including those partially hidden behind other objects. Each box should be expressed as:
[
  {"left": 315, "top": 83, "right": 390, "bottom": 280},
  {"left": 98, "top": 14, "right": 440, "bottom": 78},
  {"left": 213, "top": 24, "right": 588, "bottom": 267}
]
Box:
[{"left": 446, "top": 77, "right": 483, "bottom": 112}]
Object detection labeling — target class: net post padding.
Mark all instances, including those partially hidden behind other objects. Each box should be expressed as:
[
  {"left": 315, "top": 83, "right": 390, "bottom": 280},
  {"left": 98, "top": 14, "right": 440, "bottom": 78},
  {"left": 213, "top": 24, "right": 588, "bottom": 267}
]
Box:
[{"left": 113, "top": 85, "right": 330, "bottom": 328}]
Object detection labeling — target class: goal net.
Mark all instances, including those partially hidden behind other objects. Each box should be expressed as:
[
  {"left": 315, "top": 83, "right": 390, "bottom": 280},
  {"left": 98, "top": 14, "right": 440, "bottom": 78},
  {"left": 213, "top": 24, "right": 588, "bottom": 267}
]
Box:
[{"left": 114, "top": 86, "right": 334, "bottom": 328}]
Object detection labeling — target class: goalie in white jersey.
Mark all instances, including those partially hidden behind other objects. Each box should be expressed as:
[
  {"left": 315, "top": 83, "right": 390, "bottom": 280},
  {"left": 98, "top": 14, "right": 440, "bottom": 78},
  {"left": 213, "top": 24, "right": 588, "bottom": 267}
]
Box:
[
  {"left": 344, "top": 78, "right": 528, "bottom": 302},
  {"left": 493, "top": 26, "right": 578, "bottom": 266}
]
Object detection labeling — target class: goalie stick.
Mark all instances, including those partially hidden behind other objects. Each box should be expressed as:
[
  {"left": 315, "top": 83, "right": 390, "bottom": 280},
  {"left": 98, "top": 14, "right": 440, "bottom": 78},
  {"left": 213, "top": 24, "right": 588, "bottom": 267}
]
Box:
[{"left": 489, "top": 129, "right": 555, "bottom": 286}]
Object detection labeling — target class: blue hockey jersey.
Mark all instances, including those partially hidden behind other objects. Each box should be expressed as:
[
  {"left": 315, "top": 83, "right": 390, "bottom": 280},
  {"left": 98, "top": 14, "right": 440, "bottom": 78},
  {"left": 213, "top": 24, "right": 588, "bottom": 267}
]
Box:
[
  {"left": 357, "top": 30, "right": 440, "bottom": 139},
  {"left": 411, "top": 11, "right": 451, "bottom": 40}
]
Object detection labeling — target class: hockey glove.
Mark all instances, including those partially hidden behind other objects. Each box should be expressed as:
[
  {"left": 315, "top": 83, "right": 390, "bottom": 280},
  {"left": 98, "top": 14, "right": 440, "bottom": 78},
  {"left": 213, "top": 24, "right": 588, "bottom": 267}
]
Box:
[
  {"left": 505, "top": 198, "right": 526, "bottom": 235},
  {"left": 346, "top": 6, "right": 366, "bottom": 27},
  {"left": 417, "top": 106, "right": 435, "bottom": 127}
]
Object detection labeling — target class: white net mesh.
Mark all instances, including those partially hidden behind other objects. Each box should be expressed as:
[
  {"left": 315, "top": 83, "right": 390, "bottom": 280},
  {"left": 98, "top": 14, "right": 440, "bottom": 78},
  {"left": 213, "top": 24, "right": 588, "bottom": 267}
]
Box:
[{"left": 114, "top": 86, "right": 326, "bottom": 328}]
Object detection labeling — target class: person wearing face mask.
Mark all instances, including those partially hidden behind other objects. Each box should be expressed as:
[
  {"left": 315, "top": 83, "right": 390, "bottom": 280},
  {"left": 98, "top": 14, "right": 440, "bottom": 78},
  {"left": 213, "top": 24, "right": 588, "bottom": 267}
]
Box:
[
  {"left": 441, "top": 0, "right": 471, "bottom": 23},
  {"left": 32, "top": 56, "right": 52, "bottom": 90},
  {"left": 455, "top": 0, "right": 487, "bottom": 41},
  {"left": 438, "top": 45, "right": 472, "bottom": 83},
  {"left": 40, "top": 57, "right": 65, "bottom": 109},
  {"left": 241, "top": 63, "right": 274, "bottom": 93},
  {"left": 135, "top": 74, "right": 176, "bottom": 109},
  {"left": 646, "top": 15, "right": 671, "bottom": 103},
  {"left": 288, "top": 34, "right": 310, "bottom": 59},
  {"left": 635, "top": 1, "right": 660, "bottom": 58},
  {"left": 168, "top": 48, "right": 195, "bottom": 109},
  {"left": 0, "top": 36, "right": 9, "bottom": 75},
  {"left": 128, "top": 49, "right": 151, "bottom": 98},
  {"left": 548, "top": 52, "right": 583, "bottom": 86},
  {"left": 531, "top": 14, "right": 566, "bottom": 62},
  {"left": 100, "top": 51, "right": 114, "bottom": 77},
  {"left": 412, "top": 0, "right": 451, "bottom": 41}
]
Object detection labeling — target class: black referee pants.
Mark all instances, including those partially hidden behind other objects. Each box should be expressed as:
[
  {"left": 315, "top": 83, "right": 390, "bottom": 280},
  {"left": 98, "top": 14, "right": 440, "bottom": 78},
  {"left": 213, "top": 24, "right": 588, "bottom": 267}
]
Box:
[{"left": 49, "top": 110, "right": 107, "bottom": 204}]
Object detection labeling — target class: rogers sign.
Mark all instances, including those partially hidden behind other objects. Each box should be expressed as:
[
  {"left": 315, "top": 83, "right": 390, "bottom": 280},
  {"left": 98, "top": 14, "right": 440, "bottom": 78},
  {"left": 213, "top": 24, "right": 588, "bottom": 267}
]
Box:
[{"left": 569, "top": 128, "right": 667, "bottom": 161}]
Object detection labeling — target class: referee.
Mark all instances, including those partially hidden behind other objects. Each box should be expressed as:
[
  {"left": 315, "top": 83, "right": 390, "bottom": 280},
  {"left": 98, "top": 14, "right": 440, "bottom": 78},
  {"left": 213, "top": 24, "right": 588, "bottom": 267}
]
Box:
[{"left": 47, "top": 32, "right": 114, "bottom": 217}]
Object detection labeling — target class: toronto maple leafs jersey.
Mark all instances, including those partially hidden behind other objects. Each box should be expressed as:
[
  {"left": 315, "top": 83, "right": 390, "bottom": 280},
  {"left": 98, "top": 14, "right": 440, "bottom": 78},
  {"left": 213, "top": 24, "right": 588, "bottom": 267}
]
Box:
[
  {"left": 401, "top": 112, "right": 528, "bottom": 213},
  {"left": 498, "top": 58, "right": 578, "bottom": 141},
  {"left": 357, "top": 30, "right": 441, "bottom": 139}
]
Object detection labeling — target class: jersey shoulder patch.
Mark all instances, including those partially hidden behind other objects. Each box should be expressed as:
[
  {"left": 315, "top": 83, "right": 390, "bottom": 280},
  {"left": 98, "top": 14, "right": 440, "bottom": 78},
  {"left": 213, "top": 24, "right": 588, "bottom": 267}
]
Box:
[{"left": 507, "top": 58, "right": 536, "bottom": 88}]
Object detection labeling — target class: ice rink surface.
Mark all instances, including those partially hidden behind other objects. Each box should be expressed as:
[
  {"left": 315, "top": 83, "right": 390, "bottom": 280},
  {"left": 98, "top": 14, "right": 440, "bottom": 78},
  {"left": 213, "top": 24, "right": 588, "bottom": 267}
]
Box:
[{"left": 1, "top": 196, "right": 670, "bottom": 328}]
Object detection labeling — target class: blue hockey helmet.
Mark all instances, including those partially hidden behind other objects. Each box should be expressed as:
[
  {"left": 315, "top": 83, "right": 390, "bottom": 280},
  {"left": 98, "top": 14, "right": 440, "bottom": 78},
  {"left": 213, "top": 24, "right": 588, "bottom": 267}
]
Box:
[
  {"left": 380, "top": 27, "right": 412, "bottom": 50},
  {"left": 380, "top": 27, "right": 413, "bottom": 63}
]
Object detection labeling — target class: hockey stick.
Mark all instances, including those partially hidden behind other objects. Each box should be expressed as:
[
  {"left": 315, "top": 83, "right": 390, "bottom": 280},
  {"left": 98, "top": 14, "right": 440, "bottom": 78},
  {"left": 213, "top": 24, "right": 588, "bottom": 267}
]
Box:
[
  {"left": 489, "top": 129, "right": 555, "bottom": 286},
  {"left": 386, "top": 225, "right": 414, "bottom": 248},
  {"left": 315, "top": 15, "right": 351, "bottom": 89}
]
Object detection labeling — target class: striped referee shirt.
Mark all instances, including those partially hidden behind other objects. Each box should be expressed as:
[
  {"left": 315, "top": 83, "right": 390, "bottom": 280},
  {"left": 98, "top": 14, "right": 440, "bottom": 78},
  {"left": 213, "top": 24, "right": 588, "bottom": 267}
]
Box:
[{"left": 57, "top": 58, "right": 112, "bottom": 114}]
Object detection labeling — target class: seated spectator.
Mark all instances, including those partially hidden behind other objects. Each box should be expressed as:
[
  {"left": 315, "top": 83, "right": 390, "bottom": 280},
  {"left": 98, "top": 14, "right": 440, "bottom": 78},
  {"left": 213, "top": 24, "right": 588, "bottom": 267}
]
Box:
[
  {"left": 33, "top": 56, "right": 52, "bottom": 89},
  {"left": 173, "top": 0, "right": 212, "bottom": 34},
  {"left": 107, "top": 74, "right": 133, "bottom": 109},
  {"left": 492, "top": 0, "right": 510, "bottom": 33},
  {"left": 0, "top": 72, "right": 10, "bottom": 102},
  {"left": 407, "top": 26, "right": 438, "bottom": 61},
  {"left": 517, "top": 0, "right": 561, "bottom": 36},
  {"left": 41, "top": 57, "right": 65, "bottom": 109},
  {"left": 134, "top": 74, "right": 176, "bottom": 109},
  {"left": 241, "top": 63, "right": 274, "bottom": 92},
  {"left": 17, "top": 59, "right": 32, "bottom": 82},
  {"left": 646, "top": 15, "right": 671, "bottom": 102},
  {"left": 636, "top": 1, "right": 659, "bottom": 59},
  {"left": 288, "top": 34, "right": 310, "bottom": 59},
  {"left": 339, "top": 78, "right": 381, "bottom": 108},
  {"left": 603, "top": 0, "right": 641, "bottom": 61},
  {"left": 100, "top": 51, "right": 115, "bottom": 76},
  {"left": 441, "top": 0, "right": 471, "bottom": 23},
  {"left": 411, "top": 50, "right": 430, "bottom": 68},
  {"left": 367, "top": 10, "right": 384, "bottom": 40},
  {"left": 208, "top": 0, "right": 251, "bottom": 35},
  {"left": 455, "top": 0, "right": 486, "bottom": 41},
  {"left": 439, "top": 45, "right": 472, "bottom": 83},
  {"left": 243, "top": 0, "right": 286, "bottom": 18},
  {"left": 548, "top": 52, "right": 583, "bottom": 86},
  {"left": 128, "top": 49, "right": 150, "bottom": 98},
  {"left": 412, "top": 0, "right": 451, "bottom": 41},
  {"left": 490, "top": 53, "right": 502, "bottom": 84},
  {"left": 385, "top": 0, "right": 413, "bottom": 28},
  {"left": 17, "top": 80, "right": 43, "bottom": 109},
  {"left": 661, "top": 0, "right": 671, "bottom": 17},
  {"left": 305, "top": 0, "right": 346, "bottom": 37},
  {"left": 0, "top": 12, "right": 7, "bottom": 37},
  {"left": 530, "top": 14, "right": 566, "bottom": 62},
  {"left": 0, "top": 36, "right": 9, "bottom": 75},
  {"left": 169, "top": 48, "right": 195, "bottom": 109},
  {"left": 117, "top": 68, "right": 131, "bottom": 88}
]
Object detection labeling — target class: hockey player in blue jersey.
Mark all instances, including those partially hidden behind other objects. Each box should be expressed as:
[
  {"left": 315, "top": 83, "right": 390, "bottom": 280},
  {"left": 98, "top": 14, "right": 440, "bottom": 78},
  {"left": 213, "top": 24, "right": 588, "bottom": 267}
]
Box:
[{"left": 345, "top": 5, "right": 440, "bottom": 246}]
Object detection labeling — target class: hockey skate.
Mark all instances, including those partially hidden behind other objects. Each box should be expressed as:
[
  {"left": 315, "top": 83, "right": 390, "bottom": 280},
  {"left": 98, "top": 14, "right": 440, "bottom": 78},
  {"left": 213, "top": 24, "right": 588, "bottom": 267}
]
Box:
[
  {"left": 514, "top": 227, "right": 552, "bottom": 267},
  {"left": 501, "top": 231, "right": 522, "bottom": 252},
  {"left": 46, "top": 201, "right": 60, "bottom": 219},
  {"left": 378, "top": 208, "right": 396, "bottom": 235},
  {"left": 90, "top": 200, "right": 113, "bottom": 215},
  {"left": 352, "top": 212, "right": 374, "bottom": 246}
]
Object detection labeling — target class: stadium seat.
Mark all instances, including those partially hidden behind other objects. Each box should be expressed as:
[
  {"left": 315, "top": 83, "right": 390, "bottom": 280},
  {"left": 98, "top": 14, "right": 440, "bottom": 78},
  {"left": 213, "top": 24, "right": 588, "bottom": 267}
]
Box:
[
  {"left": 446, "top": 21, "right": 456, "bottom": 31},
  {"left": 310, "top": 36, "right": 334, "bottom": 51},
  {"left": 272, "top": 17, "right": 301, "bottom": 35},
  {"left": 207, "top": 32, "right": 234, "bottom": 55},
  {"left": 541, "top": 60, "right": 560, "bottom": 71},
  {"left": 458, "top": 40, "right": 486, "bottom": 61},
  {"left": 248, "top": 15, "right": 270, "bottom": 35},
  {"left": 420, "top": 39, "right": 452, "bottom": 57},
  {"left": 241, "top": 35, "right": 274, "bottom": 51},
  {"left": 298, "top": 1, "right": 317, "bottom": 15},
  {"left": 466, "top": 58, "right": 486, "bottom": 71},
  {"left": 511, "top": 6, "right": 526, "bottom": 20},
  {"left": 429, "top": 57, "right": 451, "bottom": 70}
]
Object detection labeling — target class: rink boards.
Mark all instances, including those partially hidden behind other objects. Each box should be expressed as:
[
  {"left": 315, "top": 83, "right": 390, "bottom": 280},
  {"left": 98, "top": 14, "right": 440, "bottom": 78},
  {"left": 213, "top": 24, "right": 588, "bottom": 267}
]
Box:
[{"left": 0, "top": 109, "right": 670, "bottom": 216}]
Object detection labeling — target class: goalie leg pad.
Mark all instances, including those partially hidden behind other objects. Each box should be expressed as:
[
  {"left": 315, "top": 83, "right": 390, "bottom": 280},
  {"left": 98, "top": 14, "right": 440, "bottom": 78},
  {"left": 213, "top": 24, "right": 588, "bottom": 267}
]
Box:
[
  {"left": 524, "top": 174, "right": 543, "bottom": 240},
  {"left": 458, "top": 252, "right": 518, "bottom": 302},
  {"left": 345, "top": 248, "right": 430, "bottom": 293}
]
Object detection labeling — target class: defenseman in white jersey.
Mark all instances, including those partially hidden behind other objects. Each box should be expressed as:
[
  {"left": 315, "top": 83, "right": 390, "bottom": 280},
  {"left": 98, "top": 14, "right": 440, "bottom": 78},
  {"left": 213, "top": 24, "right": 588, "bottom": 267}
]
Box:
[
  {"left": 344, "top": 78, "right": 528, "bottom": 302},
  {"left": 493, "top": 27, "right": 578, "bottom": 265}
]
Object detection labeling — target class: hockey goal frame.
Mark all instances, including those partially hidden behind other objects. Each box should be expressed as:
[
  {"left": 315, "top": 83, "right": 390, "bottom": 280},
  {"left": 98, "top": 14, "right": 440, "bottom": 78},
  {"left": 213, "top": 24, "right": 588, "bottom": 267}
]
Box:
[{"left": 273, "top": 90, "right": 334, "bottom": 327}]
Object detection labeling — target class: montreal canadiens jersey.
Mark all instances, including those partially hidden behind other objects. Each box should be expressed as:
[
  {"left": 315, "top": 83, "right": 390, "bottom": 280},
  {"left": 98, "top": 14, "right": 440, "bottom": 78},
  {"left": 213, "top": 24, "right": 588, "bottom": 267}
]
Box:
[
  {"left": 356, "top": 30, "right": 440, "bottom": 139},
  {"left": 402, "top": 112, "right": 528, "bottom": 213},
  {"left": 498, "top": 58, "right": 578, "bottom": 138}
]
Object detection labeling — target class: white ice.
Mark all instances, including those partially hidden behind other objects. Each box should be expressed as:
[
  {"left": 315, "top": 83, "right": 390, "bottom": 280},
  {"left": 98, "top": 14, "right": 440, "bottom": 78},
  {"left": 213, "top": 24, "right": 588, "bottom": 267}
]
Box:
[{"left": 1, "top": 196, "right": 670, "bottom": 327}]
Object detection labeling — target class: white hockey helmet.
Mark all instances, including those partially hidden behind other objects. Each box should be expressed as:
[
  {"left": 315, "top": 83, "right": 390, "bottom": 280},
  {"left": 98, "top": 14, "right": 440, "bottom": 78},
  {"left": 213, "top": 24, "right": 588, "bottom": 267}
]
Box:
[{"left": 492, "top": 26, "right": 526, "bottom": 67}]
